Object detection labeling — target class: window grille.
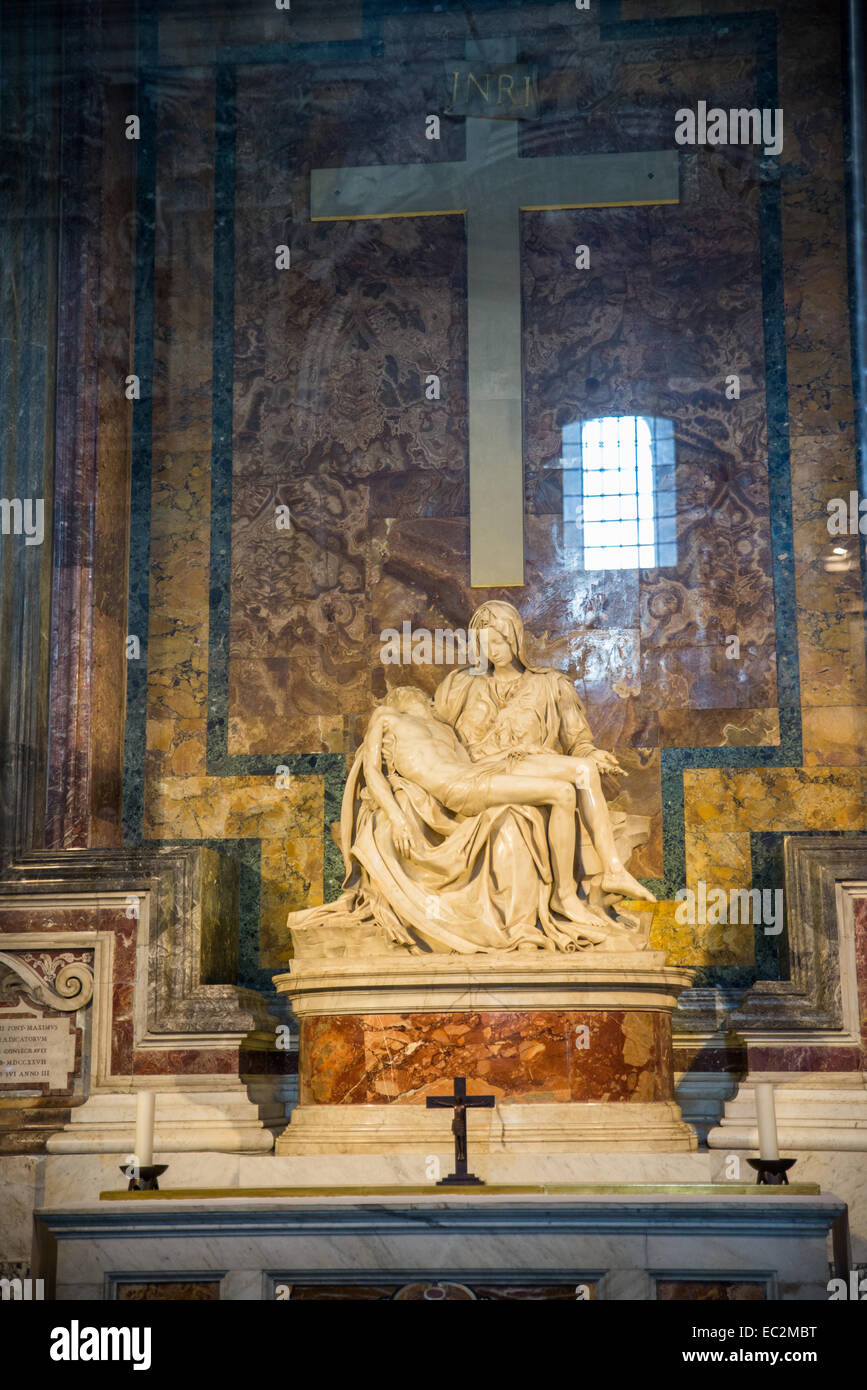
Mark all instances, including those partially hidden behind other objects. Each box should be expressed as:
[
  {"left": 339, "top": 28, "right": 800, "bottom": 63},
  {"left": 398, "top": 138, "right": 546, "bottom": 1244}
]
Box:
[{"left": 561, "top": 416, "right": 676, "bottom": 570}]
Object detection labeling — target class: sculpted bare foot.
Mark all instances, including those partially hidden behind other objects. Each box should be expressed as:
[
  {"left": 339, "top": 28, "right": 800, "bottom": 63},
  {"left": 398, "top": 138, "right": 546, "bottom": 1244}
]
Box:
[{"left": 600, "top": 869, "right": 656, "bottom": 902}]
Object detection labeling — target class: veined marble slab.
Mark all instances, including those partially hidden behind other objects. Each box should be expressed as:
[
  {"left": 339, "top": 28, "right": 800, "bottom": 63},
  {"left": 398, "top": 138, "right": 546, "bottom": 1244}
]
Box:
[{"left": 35, "top": 1190, "right": 847, "bottom": 1302}]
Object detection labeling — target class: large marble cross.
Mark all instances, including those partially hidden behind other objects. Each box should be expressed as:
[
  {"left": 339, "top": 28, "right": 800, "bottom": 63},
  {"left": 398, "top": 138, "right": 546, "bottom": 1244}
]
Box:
[{"left": 311, "top": 40, "right": 679, "bottom": 586}]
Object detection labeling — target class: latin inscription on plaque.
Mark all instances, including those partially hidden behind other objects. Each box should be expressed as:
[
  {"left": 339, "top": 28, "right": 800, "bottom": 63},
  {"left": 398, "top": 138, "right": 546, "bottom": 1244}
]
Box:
[{"left": 0, "top": 1010, "right": 76, "bottom": 1091}]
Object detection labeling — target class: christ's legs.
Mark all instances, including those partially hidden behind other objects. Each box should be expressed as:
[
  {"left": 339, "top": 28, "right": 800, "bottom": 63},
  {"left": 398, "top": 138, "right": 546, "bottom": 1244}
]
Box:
[
  {"left": 509, "top": 751, "right": 587, "bottom": 782},
  {"left": 478, "top": 775, "right": 605, "bottom": 933},
  {"left": 509, "top": 752, "right": 654, "bottom": 902}
]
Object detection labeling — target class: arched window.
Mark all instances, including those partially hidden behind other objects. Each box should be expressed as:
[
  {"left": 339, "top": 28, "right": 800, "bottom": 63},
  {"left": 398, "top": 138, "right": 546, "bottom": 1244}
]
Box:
[{"left": 561, "top": 416, "right": 676, "bottom": 569}]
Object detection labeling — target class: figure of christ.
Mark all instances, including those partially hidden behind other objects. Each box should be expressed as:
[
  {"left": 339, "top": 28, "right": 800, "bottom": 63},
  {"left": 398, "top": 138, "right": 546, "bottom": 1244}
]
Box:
[
  {"left": 363, "top": 686, "right": 652, "bottom": 933},
  {"left": 452, "top": 1103, "right": 467, "bottom": 1165}
]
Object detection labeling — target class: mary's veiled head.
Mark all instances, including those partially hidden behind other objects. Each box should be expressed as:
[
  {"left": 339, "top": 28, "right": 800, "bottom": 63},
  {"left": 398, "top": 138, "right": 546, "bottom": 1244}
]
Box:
[{"left": 467, "top": 600, "right": 527, "bottom": 670}]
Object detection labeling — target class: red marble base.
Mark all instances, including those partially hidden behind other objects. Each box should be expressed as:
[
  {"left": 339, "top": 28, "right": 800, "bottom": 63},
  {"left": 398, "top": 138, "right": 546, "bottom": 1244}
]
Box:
[
  {"left": 276, "top": 952, "right": 697, "bottom": 1152},
  {"left": 300, "top": 1009, "right": 674, "bottom": 1107}
]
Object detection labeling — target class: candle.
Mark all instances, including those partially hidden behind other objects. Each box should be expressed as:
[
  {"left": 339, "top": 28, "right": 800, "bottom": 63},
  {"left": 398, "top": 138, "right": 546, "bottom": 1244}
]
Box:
[
  {"left": 135, "top": 1091, "right": 155, "bottom": 1168},
  {"left": 754, "top": 1081, "right": 779, "bottom": 1160}
]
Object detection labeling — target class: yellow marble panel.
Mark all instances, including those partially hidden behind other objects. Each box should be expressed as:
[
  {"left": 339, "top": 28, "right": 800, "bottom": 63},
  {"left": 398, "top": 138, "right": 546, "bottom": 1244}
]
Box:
[
  {"left": 803, "top": 707, "right": 867, "bottom": 767},
  {"left": 145, "top": 774, "right": 325, "bottom": 968},
  {"left": 260, "top": 833, "right": 324, "bottom": 962},
  {"left": 145, "top": 775, "right": 323, "bottom": 842},
  {"left": 146, "top": 99, "right": 214, "bottom": 774},
  {"left": 685, "top": 767, "right": 867, "bottom": 832},
  {"left": 648, "top": 899, "right": 753, "bottom": 969},
  {"left": 684, "top": 830, "right": 752, "bottom": 892},
  {"left": 789, "top": 434, "right": 867, "bottom": 709}
]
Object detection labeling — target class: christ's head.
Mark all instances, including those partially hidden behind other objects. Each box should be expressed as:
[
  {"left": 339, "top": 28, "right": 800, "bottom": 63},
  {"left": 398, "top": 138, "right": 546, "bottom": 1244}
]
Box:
[{"left": 384, "top": 685, "right": 433, "bottom": 716}]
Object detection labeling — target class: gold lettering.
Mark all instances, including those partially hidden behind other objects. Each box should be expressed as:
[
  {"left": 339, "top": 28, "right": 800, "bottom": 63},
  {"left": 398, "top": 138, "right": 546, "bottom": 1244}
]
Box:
[
  {"left": 521, "top": 75, "right": 532, "bottom": 108},
  {"left": 466, "top": 71, "right": 493, "bottom": 103},
  {"left": 450, "top": 70, "right": 459, "bottom": 107},
  {"left": 497, "top": 73, "right": 516, "bottom": 106}
]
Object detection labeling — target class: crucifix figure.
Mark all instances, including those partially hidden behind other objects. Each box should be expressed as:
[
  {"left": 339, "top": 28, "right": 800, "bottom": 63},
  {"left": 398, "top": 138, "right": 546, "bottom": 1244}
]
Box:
[
  {"left": 310, "top": 38, "right": 679, "bottom": 586},
  {"left": 426, "top": 1075, "right": 495, "bottom": 1186}
]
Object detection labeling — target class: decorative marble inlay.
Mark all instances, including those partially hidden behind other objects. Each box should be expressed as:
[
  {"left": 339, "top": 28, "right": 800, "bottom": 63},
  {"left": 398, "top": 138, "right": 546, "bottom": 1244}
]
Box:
[
  {"left": 300, "top": 1009, "right": 673, "bottom": 1106},
  {"left": 115, "top": 1282, "right": 220, "bottom": 1301},
  {"left": 0, "top": 950, "right": 94, "bottom": 1013},
  {"left": 656, "top": 1281, "right": 765, "bottom": 1302}
]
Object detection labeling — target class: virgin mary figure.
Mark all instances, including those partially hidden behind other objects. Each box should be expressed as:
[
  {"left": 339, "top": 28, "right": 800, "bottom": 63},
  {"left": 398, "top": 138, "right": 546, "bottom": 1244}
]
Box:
[
  {"left": 286, "top": 602, "right": 653, "bottom": 957},
  {"left": 435, "top": 600, "right": 653, "bottom": 905}
]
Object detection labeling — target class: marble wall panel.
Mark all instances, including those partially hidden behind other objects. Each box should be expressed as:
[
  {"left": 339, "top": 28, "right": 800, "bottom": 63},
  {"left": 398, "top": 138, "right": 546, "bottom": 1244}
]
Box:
[
  {"left": 789, "top": 434, "right": 867, "bottom": 712},
  {"left": 0, "top": 905, "right": 134, "bottom": 1077},
  {"left": 657, "top": 1281, "right": 765, "bottom": 1301},
  {"left": 856, "top": 898, "right": 867, "bottom": 1050},
  {"left": 685, "top": 768, "right": 867, "bottom": 834},
  {"left": 133, "top": 0, "right": 865, "bottom": 990},
  {"left": 299, "top": 1010, "right": 674, "bottom": 1105},
  {"left": 779, "top": 12, "right": 854, "bottom": 438},
  {"left": 0, "top": 843, "right": 298, "bottom": 1147},
  {"left": 226, "top": 30, "right": 774, "bottom": 765},
  {"left": 144, "top": 775, "right": 324, "bottom": 960},
  {"left": 145, "top": 74, "right": 215, "bottom": 789}
]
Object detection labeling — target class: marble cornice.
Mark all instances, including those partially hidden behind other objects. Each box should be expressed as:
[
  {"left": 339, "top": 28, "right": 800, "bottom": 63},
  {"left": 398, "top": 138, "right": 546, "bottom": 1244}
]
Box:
[
  {"left": 37, "top": 1193, "right": 846, "bottom": 1242},
  {"left": 277, "top": 950, "right": 695, "bottom": 1016}
]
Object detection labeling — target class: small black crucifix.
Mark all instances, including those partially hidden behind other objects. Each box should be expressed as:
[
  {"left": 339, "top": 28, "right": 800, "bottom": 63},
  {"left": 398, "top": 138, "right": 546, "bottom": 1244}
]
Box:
[{"left": 426, "top": 1076, "right": 495, "bottom": 1186}]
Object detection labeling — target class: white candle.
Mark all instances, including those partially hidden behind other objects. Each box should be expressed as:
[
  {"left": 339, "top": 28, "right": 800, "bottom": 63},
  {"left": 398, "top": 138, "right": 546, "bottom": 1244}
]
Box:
[
  {"left": 135, "top": 1091, "right": 155, "bottom": 1168},
  {"left": 754, "top": 1082, "right": 779, "bottom": 1160}
]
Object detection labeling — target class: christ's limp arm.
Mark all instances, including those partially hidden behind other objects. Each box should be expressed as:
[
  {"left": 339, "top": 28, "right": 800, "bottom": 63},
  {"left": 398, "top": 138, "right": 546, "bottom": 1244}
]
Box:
[{"left": 362, "top": 713, "right": 415, "bottom": 857}]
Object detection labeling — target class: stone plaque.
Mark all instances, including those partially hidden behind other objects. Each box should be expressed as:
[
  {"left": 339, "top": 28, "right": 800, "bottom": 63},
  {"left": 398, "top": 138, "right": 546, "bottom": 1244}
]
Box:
[{"left": 0, "top": 1007, "right": 76, "bottom": 1091}]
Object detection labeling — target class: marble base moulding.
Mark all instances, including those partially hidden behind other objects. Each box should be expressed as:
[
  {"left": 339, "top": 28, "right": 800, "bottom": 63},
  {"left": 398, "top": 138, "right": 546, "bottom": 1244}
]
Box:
[
  {"left": 274, "top": 952, "right": 698, "bottom": 1154},
  {"left": 708, "top": 1074, "right": 867, "bottom": 1154},
  {"left": 44, "top": 1083, "right": 287, "bottom": 1156}
]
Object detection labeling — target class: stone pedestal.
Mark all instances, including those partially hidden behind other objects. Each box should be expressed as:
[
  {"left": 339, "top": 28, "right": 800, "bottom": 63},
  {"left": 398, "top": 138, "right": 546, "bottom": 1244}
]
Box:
[
  {"left": 274, "top": 952, "right": 697, "bottom": 1154},
  {"left": 44, "top": 1081, "right": 289, "bottom": 1156},
  {"left": 707, "top": 1073, "right": 867, "bottom": 1153}
]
